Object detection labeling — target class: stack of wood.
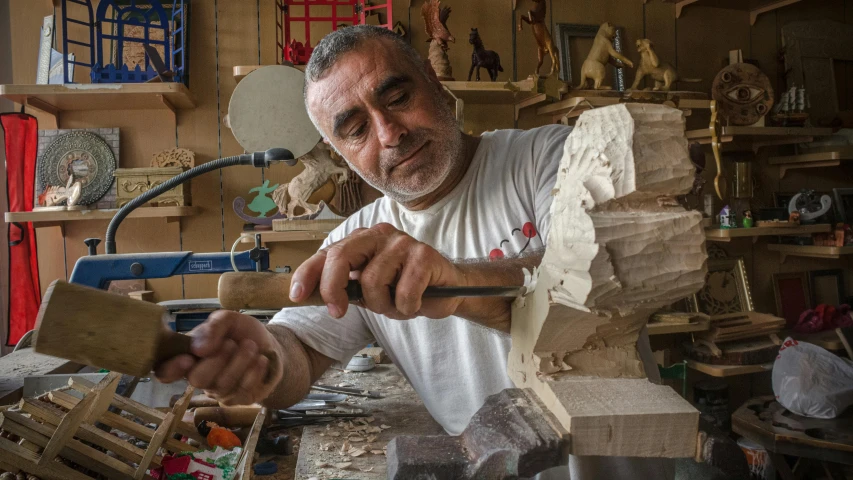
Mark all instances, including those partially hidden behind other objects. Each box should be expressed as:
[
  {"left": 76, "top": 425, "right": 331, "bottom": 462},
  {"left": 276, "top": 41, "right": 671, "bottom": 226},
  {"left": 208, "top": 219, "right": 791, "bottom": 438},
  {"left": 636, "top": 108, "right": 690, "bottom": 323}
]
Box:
[
  {"left": 688, "top": 311, "right": 786, "bottom": 365},
  {"left": 0, "top": 373, "right": 261, "bottom": 480}
]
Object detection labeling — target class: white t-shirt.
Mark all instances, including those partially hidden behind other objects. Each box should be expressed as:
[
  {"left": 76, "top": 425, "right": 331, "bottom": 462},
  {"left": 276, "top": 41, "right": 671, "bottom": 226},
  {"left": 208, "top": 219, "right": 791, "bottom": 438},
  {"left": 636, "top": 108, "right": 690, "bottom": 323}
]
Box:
[{"left": 271, "top": 125, "right": 673, "bottom": 479}]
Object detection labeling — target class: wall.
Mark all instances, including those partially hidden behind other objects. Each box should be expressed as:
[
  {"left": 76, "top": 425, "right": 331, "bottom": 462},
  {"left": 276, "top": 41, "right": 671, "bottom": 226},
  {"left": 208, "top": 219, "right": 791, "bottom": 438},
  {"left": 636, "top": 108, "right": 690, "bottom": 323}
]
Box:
[
  {"left": 0, "top": 0, "right": 12, "bottom": 354},
  {"left": 3, "top": 1, "right": 852, "bottom": 357}
]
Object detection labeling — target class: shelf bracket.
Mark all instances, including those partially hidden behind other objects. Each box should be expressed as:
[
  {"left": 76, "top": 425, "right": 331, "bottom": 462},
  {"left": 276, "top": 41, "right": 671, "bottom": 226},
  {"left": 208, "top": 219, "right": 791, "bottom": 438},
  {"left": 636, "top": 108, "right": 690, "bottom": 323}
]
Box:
[
  {"left": 514, "top": 93, "right": 546, "bottom": 121},
  {"left": 157, "top": 94, "right": 177, "bottom": 127},
  {"left": 25, "top": 97, "right": 60, "bottom": 127},
  {"left": 675, "top": 0, "right": 699, "bottom": 19},
  {"left": 750, "top": 0, "right": 802, "bottom": 25}
]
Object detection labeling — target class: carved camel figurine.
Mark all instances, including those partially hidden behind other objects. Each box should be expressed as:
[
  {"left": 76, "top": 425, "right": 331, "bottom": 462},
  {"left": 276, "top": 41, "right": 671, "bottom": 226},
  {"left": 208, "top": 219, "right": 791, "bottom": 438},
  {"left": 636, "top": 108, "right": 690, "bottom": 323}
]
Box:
[
  {"left": 518, "top": 0, "right": 559, "bottom": 77},
  {"left": 630, "top": 39, "right": 701, "bottom": 91},
  {"left": 272, "top": 142, "right": 350, "bottom": 218},
  {"left": 578, "top": 22, "right": 633, "bottom": 90}
]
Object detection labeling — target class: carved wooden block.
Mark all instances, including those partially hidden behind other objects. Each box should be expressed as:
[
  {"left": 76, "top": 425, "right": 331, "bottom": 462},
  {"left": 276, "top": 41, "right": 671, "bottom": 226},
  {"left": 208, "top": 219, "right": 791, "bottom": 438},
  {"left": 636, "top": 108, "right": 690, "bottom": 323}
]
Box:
[
  {"left": 113, "top": 167, "right": 190, "bottom": 207},
  {"left": 508, "top": 104, "right": 707, "bottom": 457}
]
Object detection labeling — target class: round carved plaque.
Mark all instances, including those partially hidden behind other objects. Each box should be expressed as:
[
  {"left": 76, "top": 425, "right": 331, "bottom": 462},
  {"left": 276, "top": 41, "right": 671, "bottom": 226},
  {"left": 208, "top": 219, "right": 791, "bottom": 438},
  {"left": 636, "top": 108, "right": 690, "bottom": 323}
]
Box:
[
  {"left": 40, "top": 131, "right": 116, "bottom": 206},
  {"left": 711, "top": 63, "right": 774, "bottom": 126}
]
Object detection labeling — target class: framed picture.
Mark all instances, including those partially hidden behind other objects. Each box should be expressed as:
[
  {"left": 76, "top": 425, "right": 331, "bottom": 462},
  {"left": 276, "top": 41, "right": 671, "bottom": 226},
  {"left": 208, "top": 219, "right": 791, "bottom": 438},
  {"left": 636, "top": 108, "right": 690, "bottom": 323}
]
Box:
[
  {"left": 809, "top": 269, "right": 845, "bottom": 306},
  {"left": 687, "top": 257, "right": 754, "bottom": 319},
  {"left": 833, "top": 188, "right": 853, "bottom": 225},
  {"left": 555, "top": 23, "right": 626, "bottom": 91},
  {"left": 773, "top": 272, "right": 812, "bottom": 327}
]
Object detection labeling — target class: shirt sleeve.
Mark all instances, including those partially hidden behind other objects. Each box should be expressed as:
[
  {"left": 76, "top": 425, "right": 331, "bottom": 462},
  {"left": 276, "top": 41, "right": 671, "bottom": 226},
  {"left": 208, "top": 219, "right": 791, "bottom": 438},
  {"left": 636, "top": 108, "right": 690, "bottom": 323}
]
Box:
[
  {"left": 266, "top": 208, "right": 380, "bottom": 364},
  {"left": 531, "top": 125, "right": 572, "bottom": 245}
]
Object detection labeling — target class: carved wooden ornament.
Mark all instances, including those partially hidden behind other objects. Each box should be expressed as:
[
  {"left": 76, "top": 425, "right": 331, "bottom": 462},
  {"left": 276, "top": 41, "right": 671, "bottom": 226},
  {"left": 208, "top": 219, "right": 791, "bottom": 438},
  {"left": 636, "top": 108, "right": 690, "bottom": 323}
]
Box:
[{"left": 508, "top": 104, "right": 708, "bottom": 457}]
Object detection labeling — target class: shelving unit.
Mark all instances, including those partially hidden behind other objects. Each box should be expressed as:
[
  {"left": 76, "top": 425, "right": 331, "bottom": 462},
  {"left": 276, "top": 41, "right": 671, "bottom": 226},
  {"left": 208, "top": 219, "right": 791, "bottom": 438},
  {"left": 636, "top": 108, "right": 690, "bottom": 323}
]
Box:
[
  {"left": 663, "top": 0, "right": 804, "bottom": 25},
  {"left": 768, "top": 147, "right": 853, "bottom": 178},
  {"left": 239, "top": 229, "right": 332, "bottom": 244},
  {"left": 685, "top": 125, "right": 832, "bottom": 152},
  {"left": 647, "top": 317, "right": 711, "bottom": 335},
  {"left": 704, "top": 224, "right": 830, "bottom": 242},
  {"left": 234, "top": 64, "right": 305, "bottom": 82},
  {"left": 767, "top": 244, "right": 853, "bottom": 262},
  {"left": 5, "top": 206, "right": 199, "bottom": 234},
  {"left": 441, "top": 78, "right": 542, "bottom": 104},
  {"left": 687, "top": 360, "right": 773, "bottom": 377},
  {"left": 536, "top": 90, "right": 710, "bottom": 123},
  {"left": 0, "top": 83, "right": 196, "bottom": 126}
]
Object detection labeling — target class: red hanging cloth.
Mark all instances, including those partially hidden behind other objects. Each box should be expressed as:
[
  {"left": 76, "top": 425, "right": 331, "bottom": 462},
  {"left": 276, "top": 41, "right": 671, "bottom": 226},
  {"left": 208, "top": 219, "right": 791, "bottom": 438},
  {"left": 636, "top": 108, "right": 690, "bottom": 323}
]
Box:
[{"left": 1, "top": 113, "right": 41, "bottom": 346}]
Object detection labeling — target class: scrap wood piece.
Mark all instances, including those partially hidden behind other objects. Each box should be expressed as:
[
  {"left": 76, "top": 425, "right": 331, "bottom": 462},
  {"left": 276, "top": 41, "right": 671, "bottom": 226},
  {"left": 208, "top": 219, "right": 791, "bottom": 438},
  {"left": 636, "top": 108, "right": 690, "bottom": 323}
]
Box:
[
  {"left": 356, "top": 347, "right": 389, "bottom": 364},
  {"left": 507, "top": 104, "right": 706, "bottom": 458},
  {"left": 235, "top": 407, "right": 267, "bottom": 480},
  {"left": 37, "top": 384, "right": 96, "bottom": 465},
  {"left": 0, "top": 435, "right": 92, "bottom": 480}
]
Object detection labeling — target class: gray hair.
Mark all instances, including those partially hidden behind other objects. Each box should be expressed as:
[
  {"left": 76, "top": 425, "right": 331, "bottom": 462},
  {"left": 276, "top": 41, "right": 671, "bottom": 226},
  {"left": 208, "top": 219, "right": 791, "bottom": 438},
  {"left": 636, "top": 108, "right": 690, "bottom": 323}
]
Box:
[{"left": 303, "top": 25, "right": 428, "bottom": 136}]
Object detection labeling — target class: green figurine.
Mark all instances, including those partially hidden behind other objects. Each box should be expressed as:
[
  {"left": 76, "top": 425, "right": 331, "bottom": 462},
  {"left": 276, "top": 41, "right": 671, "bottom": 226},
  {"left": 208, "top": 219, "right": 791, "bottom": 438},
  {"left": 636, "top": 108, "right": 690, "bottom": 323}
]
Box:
[
  {"left": 741, "top": 209, "right": 754, "bottom": 228},
  {"left": 247, "top": 180, "right": 280, "bottom": 218}
]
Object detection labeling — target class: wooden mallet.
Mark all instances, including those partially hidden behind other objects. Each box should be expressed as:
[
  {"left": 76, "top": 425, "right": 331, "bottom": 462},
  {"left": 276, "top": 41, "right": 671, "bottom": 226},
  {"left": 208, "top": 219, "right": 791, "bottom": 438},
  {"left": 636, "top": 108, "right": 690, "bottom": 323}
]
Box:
[{"left": 33, "top": 280, "right": 279, "bottom": 381}]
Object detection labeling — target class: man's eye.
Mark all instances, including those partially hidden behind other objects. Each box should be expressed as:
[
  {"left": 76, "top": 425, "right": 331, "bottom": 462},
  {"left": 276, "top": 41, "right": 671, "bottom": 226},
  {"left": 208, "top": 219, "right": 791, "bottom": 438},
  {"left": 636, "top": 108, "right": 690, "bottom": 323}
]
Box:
[
  {"left": 389, "top": 93, "right": 409, "bottom": 106},
  {"left": 350, "top": 123, "right": 366, "bottom": 138}
]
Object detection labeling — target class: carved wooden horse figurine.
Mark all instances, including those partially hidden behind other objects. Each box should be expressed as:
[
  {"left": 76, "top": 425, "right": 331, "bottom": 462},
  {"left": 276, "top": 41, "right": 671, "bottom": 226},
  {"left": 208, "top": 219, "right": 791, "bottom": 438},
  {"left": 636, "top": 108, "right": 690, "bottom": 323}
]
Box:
[
  {"left": 467, "top": 28, "right": 503, "bottom": 82},
  {"left": 518, "top": 0, "right": 559, "bottom": 77}
]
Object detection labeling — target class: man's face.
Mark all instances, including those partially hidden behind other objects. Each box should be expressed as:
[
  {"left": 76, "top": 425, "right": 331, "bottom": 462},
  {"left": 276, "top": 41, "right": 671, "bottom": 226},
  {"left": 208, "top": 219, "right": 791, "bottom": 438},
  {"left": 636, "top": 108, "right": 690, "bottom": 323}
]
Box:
[{"left": 305, "top": 39, "right": 463, "bottom": 203}]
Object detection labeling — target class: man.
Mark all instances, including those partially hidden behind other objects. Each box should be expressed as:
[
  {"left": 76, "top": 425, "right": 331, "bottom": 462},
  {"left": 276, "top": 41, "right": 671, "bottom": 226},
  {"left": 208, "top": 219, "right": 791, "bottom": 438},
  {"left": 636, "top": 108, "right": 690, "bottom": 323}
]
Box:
[{"left": 157, "top": 25, "right": 670, "bottom": 479}]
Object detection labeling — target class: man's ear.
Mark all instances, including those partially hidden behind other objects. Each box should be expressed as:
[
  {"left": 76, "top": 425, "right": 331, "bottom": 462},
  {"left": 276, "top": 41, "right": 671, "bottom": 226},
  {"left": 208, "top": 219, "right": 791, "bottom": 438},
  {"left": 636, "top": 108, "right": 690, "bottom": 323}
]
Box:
[{"left": 322, "top": 137, "right": 331, "bottom": 145}]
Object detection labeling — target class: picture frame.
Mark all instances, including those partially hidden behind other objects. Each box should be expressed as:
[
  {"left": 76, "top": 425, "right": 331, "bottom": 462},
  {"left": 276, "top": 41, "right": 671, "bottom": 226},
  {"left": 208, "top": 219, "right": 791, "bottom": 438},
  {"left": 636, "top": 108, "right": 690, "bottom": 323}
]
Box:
[
  {"left": 687, "top": 257, "right": 754, "bottom": 319},
  {"left": 555, "top": 23, "right": 626, "bottom": 91},
  {"left": 772, "top": 272, "right": 812, "bottom": 327},
  {"left": 809, "top": 269, "right": 845, "bottom": 306},
  {"left": 833, "top": 188, "right": 853, "bottom": 225}
]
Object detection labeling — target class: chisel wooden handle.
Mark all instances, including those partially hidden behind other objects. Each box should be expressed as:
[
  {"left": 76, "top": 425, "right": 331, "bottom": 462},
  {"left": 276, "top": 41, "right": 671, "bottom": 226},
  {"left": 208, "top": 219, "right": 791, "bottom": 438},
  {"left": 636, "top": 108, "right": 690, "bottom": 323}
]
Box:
[{"left": 194, "top": 406, "right": 263, "bottom": 428}]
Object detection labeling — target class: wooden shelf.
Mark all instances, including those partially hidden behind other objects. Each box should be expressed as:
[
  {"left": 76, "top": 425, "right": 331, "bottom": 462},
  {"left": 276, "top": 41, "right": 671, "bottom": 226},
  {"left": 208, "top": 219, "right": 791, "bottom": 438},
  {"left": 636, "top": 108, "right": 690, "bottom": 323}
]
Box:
[
  {"left": 687, "top": 359, "right": 773, "bottom": 377},
  {"left": 234, "top": 64, "right": 305, "bottom": 82},
  {"left": 5, "top": 206, "right": 199, "bottom": 227},
  {"left": 648, "top": 317, "right": 711, "bottom": 335},
  {"left": 441, "top": 78, "right": 541, "bottom": 105},
  {"left": 0, "top": 83, "right": 195, "bottom": 126},
  {"left": 240, "top": 230, "right": 331, "bottom": 244},
  {"left": 704, "top": 224, "right": 831, "bottom": 242},
  {"left": 537, "top": 90, "right": 710, "bottom": 122},
  {"left": 767, "top": 244, "right": 853, "bottom": 262},
  {"left": 666, "top": 0, "right": 804, "bottom": 25},
  {"left": 768, "top": 147, "right": 853, "bottom": 178},
  {"left": 686, "top": 125, "right": 832, "bottom": 152}
]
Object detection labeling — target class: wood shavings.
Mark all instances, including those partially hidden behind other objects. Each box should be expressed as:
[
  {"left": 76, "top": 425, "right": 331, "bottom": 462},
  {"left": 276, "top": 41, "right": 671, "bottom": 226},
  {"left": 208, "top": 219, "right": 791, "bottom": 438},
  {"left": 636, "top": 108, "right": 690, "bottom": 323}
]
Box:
[
  {"left": 380, "top": 424, "right": 391, "bottom": 429},
  {"left": 366, "top": 426, "right": 381, "bottom": 434},
  {"left": 338, "top": 440, "right": 351, "bottom": 455},
  {"left": 371, "top": 450, "right": 385, "bottom": 455},
  {"left": 348, "top": 436, "right": 364, "bottom": 442},
  {"left": 349, "top": 447, "right": 366, "bottom": 457},
  {"left": 319, "top": 442, "right": 334, "bottom": 451},
  {"left": 360, "top": 466, "right": 375, "bottom": 472},
  {"left": 366, "top": 435, "right": 377, "bottom": 443},
  {"left": 328, "top": 431, "right": 341, "bottom": 437},
  {"left": 334, "top": 462, "right": 353, "bottom": 469}
]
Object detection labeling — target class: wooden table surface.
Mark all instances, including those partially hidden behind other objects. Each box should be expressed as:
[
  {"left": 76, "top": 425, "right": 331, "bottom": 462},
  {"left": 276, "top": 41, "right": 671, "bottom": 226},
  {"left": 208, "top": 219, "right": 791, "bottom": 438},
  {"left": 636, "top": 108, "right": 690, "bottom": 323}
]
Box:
[
  {"left": 0, "top": 349, "right": 82, "bottom": 405},
  {"left": 294, "top": 364, "right": 444, "bottom": 480}
]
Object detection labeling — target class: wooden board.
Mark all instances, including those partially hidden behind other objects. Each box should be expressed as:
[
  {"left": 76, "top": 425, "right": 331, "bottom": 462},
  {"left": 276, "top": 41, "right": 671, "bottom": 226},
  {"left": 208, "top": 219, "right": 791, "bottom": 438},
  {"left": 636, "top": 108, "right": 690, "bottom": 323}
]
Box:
[
  {"left": 648, "top": 316, "right": 711, "bottom": 335},
  {"left": 704, "top": 223, "right": 831, "bottom": 241},
  {"left": 0, "top": 349, "right": 81, "bottom": 405},
  {"left": 687, "top": 360, "right": 773, "bottom": 377},
  {"left": 5, "top": 206, "right": 199, "bottom": 225},
  {"left": 240, "top": 230, "right": 332, "bottom": 244}
]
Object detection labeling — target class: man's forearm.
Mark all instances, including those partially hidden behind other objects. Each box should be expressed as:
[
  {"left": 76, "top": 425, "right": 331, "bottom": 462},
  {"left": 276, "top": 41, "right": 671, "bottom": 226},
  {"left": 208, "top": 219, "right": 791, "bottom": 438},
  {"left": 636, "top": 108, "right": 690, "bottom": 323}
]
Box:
[
  {"left": 260, "top": 324, "right": 333, "bottom": 409},
  {"left": 453, "top": 251, "right": 543, "bottom": 333}
]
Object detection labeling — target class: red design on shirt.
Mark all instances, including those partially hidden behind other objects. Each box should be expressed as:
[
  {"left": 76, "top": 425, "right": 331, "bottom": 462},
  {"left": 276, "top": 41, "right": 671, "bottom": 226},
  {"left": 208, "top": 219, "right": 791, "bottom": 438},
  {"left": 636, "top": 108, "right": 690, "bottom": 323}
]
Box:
[{"left": 489, "top": 220, "right": 539, "bottom": 261}]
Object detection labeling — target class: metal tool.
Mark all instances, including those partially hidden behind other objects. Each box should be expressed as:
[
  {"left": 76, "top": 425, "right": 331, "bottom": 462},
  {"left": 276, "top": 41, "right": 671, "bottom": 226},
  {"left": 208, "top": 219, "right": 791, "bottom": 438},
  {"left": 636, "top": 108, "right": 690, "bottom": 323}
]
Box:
[{"left": 312, "top": 384, "right": 383, "bottom": 399}]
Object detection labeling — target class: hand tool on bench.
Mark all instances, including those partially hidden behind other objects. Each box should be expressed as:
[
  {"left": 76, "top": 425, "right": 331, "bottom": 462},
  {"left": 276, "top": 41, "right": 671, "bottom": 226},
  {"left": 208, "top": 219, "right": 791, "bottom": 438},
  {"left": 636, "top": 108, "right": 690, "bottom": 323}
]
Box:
[
  {"left": 33, "top": 280, "right": 281, "bottom": 383},
  {"left": 217, "top": 271, "right": 526, "bottom": 311},
  {"left": 194, "top": 406, "right": 372, "bottom": 428}
]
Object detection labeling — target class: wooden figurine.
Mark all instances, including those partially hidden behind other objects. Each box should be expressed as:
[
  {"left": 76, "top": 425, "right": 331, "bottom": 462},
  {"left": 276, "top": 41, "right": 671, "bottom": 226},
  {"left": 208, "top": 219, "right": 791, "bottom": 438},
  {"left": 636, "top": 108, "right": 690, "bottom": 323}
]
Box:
[
  {"left": 38, "top": 175, "right": 82, "bottom": 210},
  {"left": 518, "top": 0, "right": 559, "bottom": 77},
  {"left": 114, "top": 167, "right": 190, "bottom": 207},
  {"left": 578, "top": 22, "right": 633, "bottom": 90},
  {"left": 630, "top": 39, "right": 701, "bottom": 91},
  {"left": 422, "top": 0, "right": 455, "bottom": 81},
  {"left": 507, "top": 103, "right": 705, "bottom": 457},
  {"left": 467, "top": 28, "right": 503, "bottom": 82},
  {"left": 272, "top": 142, "right": 350, "bottom": 218},
  {"left": 151, "top": 147, "right": 195, "bottom": 168},
  {"left": 711, "top": 63, "right": 774, "bottom": 126}
]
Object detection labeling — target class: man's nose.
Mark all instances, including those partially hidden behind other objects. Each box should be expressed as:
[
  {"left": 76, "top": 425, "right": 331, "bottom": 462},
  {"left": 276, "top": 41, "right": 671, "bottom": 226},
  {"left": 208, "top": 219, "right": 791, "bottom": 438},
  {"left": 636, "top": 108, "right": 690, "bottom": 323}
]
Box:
[{"left": 375, "top": 112, "right": 407, "bottom": 148}]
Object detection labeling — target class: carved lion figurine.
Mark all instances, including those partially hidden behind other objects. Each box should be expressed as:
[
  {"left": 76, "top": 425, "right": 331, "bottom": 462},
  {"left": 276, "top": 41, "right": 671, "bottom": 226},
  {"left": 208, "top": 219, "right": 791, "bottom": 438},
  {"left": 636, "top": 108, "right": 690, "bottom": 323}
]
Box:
[
  {"left": 578, "top": 22, "right": 633, "bottom": 90},
  {"left": 630, "top": 39, "right": 701, "bottom": 91}
]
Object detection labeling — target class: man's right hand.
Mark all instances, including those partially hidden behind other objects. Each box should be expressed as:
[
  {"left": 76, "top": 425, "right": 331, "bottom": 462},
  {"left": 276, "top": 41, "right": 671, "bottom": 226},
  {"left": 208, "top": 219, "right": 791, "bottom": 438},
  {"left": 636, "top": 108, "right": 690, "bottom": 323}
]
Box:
[{"left": 155, "top": 310, "right": 284, "bottom": 406}]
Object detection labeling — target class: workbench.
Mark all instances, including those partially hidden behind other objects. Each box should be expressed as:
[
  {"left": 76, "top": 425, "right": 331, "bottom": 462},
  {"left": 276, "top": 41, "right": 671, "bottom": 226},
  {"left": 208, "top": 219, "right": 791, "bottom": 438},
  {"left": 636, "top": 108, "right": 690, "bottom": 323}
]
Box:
[
  {"left": 294, "top": 364, "right": 444, "bottom": 479},
  {"left": 0, "top": 349, "right": 83, "bottom": 405}
]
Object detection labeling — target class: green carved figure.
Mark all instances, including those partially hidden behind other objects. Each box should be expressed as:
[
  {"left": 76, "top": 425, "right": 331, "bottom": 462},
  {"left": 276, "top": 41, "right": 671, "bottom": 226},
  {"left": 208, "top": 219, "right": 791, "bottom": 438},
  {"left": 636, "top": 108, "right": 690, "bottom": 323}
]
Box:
[{"left": 247, "top": 180, "right": 280, "bottom": 217}]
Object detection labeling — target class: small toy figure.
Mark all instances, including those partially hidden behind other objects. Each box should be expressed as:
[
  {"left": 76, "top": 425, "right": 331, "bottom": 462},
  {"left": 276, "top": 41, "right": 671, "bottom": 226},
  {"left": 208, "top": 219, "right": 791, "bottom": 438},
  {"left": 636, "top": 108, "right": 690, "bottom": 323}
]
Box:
[
  {"left": 578, "top": 22, "right": 633, "bottom": 90},
  {"left": 468, "top": 28, "right": 503, "bottom": 82},
  {"left": 719, "top": 205, "right": 737, "bottom": 229},
  {"left": 789, "top": 211, "right": 801, "bottom": 224},
  {"left": 630, "top": 39, "right": 701, "bottom": 91},
  {"left": 518, "top": 0, "right": 559, "bottom": 77},
  {"left": 247, "top": 180, "right": 280, "bottom": 218},
  {"left": 741, "top": 209, "right": 754, "bottom": 228}
]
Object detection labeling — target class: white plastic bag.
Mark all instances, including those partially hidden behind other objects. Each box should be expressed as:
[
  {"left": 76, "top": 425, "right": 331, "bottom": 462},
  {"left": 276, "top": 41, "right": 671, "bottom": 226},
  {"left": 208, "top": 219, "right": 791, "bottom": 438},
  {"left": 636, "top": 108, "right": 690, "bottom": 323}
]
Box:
[{"left": 772, "top": 337, "right": 853, "bottom": 419}]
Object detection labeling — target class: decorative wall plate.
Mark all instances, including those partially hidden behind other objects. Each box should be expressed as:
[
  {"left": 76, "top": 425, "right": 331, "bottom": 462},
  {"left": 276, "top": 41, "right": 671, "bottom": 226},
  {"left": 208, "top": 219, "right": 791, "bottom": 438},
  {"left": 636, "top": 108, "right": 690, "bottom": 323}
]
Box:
[{"left": 39, "top": 131, "right": 116, "bottom": 206}]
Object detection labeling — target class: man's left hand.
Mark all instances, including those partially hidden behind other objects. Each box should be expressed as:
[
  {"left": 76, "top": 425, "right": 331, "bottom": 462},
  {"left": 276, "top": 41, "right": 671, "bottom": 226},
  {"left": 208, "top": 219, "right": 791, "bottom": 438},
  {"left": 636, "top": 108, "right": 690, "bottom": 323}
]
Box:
[{"left": 288, "top": 223, "right": 466, "bottom": 320}]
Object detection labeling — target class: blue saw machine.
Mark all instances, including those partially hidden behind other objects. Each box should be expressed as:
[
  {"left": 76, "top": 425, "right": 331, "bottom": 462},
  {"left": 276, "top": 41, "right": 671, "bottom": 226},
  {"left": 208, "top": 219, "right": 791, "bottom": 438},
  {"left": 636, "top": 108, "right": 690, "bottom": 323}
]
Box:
[{"left": 68, "top": 148, "right": 298, "bottom": 330}]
